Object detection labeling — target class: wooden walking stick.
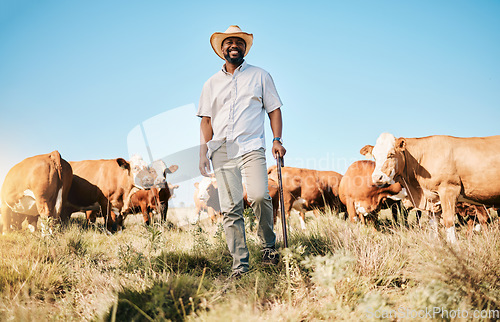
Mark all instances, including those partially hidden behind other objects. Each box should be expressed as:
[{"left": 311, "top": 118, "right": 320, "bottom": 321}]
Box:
[{"left": 276, "top": 155, "right": 288, "bottom": 248}]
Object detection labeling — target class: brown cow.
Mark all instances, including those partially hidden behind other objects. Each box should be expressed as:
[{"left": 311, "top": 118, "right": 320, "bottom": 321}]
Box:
[
  {"left": 1, "top": 151, "right": 73, "bottom": 234},
  {"left": 362, "top": 133, "right": 500, "bottom": 242},
  {"left": 61, "top": 155, "right": 157, "bottom": 232},
  {"left": 267, "top": 166, "right": 343, "bottom": 230},
  {"left": 127, "top": 188, "right": 160, "bottom": 225},
  {"left": 125, "top": 164, "right": 179, "bottom": 225},
  {"left": 339, "top": 160, "right": 407, "bottom": 225}
]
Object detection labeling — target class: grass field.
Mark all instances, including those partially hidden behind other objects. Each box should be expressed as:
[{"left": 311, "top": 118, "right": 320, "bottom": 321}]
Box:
[{"left": 1, "top": 208, "right": 500, "bottom": 321}]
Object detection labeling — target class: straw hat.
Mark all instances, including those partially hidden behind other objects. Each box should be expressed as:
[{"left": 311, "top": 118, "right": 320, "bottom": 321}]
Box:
[{"left": 210, "top": 25, "right": 253, "bottom": 60}]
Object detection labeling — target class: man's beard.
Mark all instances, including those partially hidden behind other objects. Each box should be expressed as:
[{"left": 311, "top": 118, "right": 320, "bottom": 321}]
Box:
[{"left": 224, "top": 49, "right": 244, "bottom": 65}]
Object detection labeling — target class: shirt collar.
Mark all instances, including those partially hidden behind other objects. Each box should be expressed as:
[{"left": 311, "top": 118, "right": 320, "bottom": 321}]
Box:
[{"left": 221, "top": 60, "right": 247, "bottom": 75}]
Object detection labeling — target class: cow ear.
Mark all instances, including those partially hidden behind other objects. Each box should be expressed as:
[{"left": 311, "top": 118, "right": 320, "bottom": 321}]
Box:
[
  {"left": 395, "top": 138, "right": 406, "bottom": 152},
  {"left": 360, "top": 145, "right": 374, "bottom": 159},
  {"left": 165, "top": 164, "right": 179, "bottom": 175},
  {"left": 117, "top": 158, "right": 130, "bottom": 170},
  {"left": 194, "top": 182, "right": 199, "bottom": 188}
]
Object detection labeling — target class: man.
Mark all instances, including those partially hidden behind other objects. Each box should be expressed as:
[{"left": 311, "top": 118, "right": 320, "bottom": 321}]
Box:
[{"left": 198, "top": 25, "right": 286, "bottom": 278}]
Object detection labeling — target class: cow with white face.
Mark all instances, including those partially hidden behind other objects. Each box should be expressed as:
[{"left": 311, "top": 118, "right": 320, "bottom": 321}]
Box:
[
  {"left": 364, "top": 133, "right": 399, "bottom": 186},
  {"left": 361, "top": 132, "right": 500, "bottom": 243},
  {"left": 194, "top": 176, "right": 221, "bottom": 223}
]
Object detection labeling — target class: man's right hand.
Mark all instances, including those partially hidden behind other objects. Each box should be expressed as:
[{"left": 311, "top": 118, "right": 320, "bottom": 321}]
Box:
[
  {"left": 199, "top": 154, "right": 212, "bottom": 177},
  {"left": 199, "top": 117, "right": 214, "bottom": 177}
]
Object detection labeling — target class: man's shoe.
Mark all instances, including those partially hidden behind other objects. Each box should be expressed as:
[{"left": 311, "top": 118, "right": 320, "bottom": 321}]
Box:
[
  {"left": 261, "top": 247, "right": 280, "bottom": 265},
  {"left": 229, "top": 270, "right": 247, "bottom": 280}
]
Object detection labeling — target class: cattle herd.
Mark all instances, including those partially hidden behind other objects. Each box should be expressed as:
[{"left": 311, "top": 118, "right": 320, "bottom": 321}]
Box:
[
  {"left": 1, "top": 132, "right": 499, "bottom": 243},
  {"left": 0, "top": 152, "right": 178, "bottom": 234}
]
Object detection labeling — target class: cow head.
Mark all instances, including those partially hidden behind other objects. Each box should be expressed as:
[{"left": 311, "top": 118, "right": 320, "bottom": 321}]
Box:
[
  {"left": 128, "top": 155, "right": 157, "bottom": 189},
  {"left": 197, "top": 175, "right": 217, "bottom": 202},
  {"left": 360, "top": 133, "right": 406, "bottom": 187},
  {"left": 150, "top": 160, "right": 178, "bottom": 188},
  {"left": 356, "top": 182, "right": 405, "bottom": 216}
]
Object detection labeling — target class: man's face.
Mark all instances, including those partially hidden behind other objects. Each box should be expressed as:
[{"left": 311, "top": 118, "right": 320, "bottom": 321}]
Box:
[{"left": 222, "top": 37, "right": 246, "bottom": 64}]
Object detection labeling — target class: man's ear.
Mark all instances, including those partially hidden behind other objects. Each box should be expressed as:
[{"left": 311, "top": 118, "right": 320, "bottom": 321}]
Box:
[
  {"left": 395, "top": 138, "right": 406, "bottom": 152},
  {"left": 360, "top": 145, "right": 374, "bottom": 159}
]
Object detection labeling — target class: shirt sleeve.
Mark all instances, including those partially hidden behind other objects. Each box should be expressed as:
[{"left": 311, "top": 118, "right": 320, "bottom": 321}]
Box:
[
  {"left": 197, "top": 80, "right": 212, "bottom": 118},
  {"left": 262, "top": 72, "right": 283, "bottom": 113}
]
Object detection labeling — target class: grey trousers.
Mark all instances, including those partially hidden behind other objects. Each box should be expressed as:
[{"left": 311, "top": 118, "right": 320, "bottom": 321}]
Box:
[{"left": 211, "top": 143, "right": 276, "bottom": 273}]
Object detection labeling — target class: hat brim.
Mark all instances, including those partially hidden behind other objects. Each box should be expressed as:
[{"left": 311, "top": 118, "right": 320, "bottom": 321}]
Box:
[{"left": 210, "top": 32, "right": 253, "bottom": 60}]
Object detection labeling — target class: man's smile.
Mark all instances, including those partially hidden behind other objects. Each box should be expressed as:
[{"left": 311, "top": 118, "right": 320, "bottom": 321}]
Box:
[{"left": 228, "top": 48, "right": 242, "bottom": 56}]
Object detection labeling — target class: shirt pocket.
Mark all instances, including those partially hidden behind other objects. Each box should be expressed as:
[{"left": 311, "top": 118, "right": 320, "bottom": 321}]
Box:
[{"left": 252, "top": 84, "right": 263, "bottom": 103}]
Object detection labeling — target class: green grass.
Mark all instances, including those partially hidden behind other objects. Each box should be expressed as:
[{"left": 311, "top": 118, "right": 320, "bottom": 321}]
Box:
[{"left": 1, "top": 210, "right": 499, "bottom": 321}]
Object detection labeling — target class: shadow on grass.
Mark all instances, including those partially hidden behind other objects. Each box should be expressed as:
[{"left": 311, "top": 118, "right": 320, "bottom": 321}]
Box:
[
  {"left": 153, "top": 249, "right": 232, "bottom": 278},
  {"left": 105, "top": 274, "right": 209, "bottom": 322}
]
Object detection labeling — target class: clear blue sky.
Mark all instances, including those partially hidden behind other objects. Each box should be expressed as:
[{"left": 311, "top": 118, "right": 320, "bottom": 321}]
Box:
[{"left": 1, "top": 0, "right": 499, "bottom": 206}]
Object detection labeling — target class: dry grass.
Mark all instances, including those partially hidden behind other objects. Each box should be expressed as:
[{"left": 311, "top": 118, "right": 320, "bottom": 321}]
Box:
[{"left": 1, "top": 208, "right": 499, "bottom": 321}]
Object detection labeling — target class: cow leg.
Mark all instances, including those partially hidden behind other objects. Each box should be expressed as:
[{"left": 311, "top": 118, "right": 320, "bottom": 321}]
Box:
[
  {"left": 35, "top": 198, "right": 55, "bottom": 236},
  {"left": 161, "top": 202, "right": 168, "bottom": 222},
  {"left": 391, "top": 202, "right": 407, "bottom": 227},
  {"left": 476, "top": 206, "right": 490, "bottom": 232},
  {"left": 271, "top": 196, "right": 279, "bottom": 225},
  {"left": 291, "top": 199, "right": 307, "bottom": 230},
  {"left": 359, "top": 213, "right": 366, "bottom": 225},
  {"left": 96, "top": 196, "right": 115, "bottom": 232},
  {"left": 298, "top": 211, "right": 306, "bottom": 230},
  {"left": 141, "top": 203, "right": 150, "bottom": 225},
  {"left": 346, "top": 199, "right": 357, "bottom": 224},
  {"left": 107, "top": 210, "right": 118, "bottom": 232},
  {"left": 466, "top": 218, "right": 475, "bottom": 236},
  {"left": 60, "top": 206, "right": 72, "bottom": 226},
  {"left": 86, "top": 210, "right": 97, "bottom": 225},
  {"left": 415, "top": 210, "right": 423, "bottom": 228},
  {"left": 0, "top": 204, "right": 11, "bottom": 234},
  {"left": 26, "top": 215, "right": 39, "bottom": 232},
  {"left": 207, "top": 207, "right": 217, "bottom": 224},
  {"left": 438, "top": 188, "right": 460, "bottom": 243}
]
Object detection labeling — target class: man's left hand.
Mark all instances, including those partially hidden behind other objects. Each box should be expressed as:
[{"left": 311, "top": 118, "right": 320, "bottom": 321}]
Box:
[{"left": 272, "top": 141, "right": 286, "bottom": 159}]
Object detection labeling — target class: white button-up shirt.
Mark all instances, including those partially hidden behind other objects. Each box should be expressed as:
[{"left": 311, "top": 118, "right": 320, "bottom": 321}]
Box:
[{"left": 197, "top": 61, "right": 282, "bottom": 159}]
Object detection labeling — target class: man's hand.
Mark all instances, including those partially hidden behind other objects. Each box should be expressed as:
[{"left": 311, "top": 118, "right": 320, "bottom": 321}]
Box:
[
  {"left": 199, "top": 116, "right": 213, "bottom": 177},
  {"left": 199, "top": 153, "right": 212, "bottom": 177},
  {"left": 272, "top": 141, "right": 286, "bottom": 159}
]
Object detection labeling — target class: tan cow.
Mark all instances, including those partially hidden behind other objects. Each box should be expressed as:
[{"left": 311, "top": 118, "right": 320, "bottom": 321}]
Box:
[
  {"left": 339, "top": 160, "right": 407, "bottom": 225},
  {"left": 361, "top": 133, "right": 500, "bottom": 242},
  {"left": 267, "top": 166, "right": 344, "bottom": 230},
  {"left": 1, "top": 151, "right": 73, "bottom": 234},
  {"left": 61, "top": 155, "right": 157, "bottom": 232}
]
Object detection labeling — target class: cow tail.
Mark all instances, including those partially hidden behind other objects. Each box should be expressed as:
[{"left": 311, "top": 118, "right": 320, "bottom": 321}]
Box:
[
  {"left": 49, "top": 150, "right": 64, "bottom": 182},
  {"left": 49, "top": 151, "right": 65, "bottom": 216}
]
